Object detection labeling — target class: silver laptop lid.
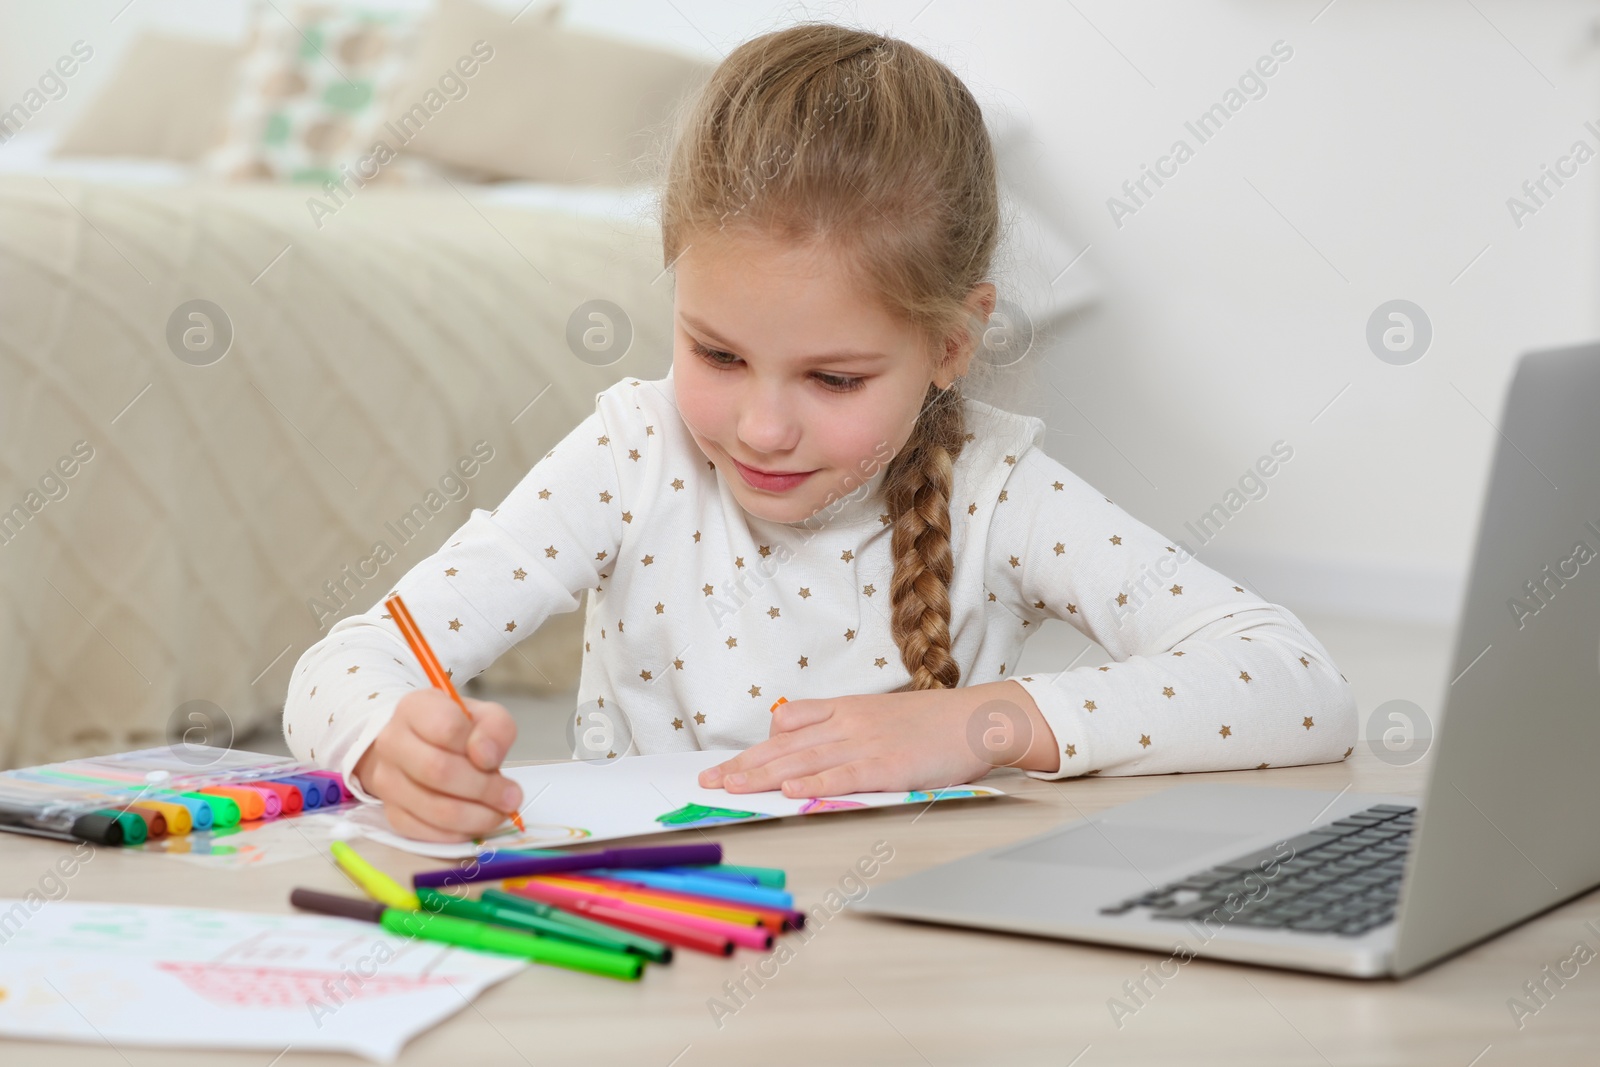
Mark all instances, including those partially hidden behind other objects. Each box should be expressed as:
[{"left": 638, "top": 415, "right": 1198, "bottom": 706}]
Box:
[{"left": 1394, "top": 341, "right": 1600, "bottom": 975}]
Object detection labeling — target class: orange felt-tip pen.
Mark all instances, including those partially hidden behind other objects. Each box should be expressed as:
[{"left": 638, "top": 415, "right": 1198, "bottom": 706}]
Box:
[
  {"left": 769, "top": 697, "right": 787, "bottom": 713},
  {"left": 385, "top": 593, "right": 526, "bottom": 833}
]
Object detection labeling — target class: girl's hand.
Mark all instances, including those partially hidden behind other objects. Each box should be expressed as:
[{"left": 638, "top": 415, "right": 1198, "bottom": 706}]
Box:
[
  {"left": 352, "top": 689, "right": 524, "bottom": 842},
  {"left": 696, "top": 680, "right": 1058, "bottom": 797}
]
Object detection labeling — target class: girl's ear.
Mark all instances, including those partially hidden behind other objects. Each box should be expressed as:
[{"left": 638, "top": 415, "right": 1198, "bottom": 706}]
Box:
[{"left": 935, "top": 282, "right": 998, "bottom": 387}]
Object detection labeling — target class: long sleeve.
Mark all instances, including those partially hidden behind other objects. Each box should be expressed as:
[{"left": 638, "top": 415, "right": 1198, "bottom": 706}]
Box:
[
  {"left": 992, "top": 447, "right": 1357, "bottom": 780},
  {"left": 281, "top": 389, "right": 639, "bottom": 800}
]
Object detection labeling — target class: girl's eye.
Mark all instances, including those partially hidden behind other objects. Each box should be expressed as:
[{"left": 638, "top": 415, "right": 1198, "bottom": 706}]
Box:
[
  {"left": 691, "top": 341, "right": 740, "bottom": 367},
  {"left": 690, "top": 340, "right": 866, "bottom": 394}
]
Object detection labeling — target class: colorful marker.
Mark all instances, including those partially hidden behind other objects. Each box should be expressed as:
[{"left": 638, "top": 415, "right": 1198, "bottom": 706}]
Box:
[
  {"left": 480, "top": 889, "right": 673, "bottom": 964},
  {"left": 331, "top": 841, "right": 421, "bottom": 910}
]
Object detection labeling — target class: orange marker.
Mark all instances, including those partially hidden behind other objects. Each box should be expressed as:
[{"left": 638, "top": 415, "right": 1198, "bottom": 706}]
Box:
[
  {"left": 385, "top": 593, "right": 526, "bottom": 833},
  {"left": 769, "top": 696, "right": 787, "bottom": 713}
]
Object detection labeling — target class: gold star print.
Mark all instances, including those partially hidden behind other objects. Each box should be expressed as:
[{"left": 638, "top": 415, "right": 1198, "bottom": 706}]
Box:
[
  {"left": 310, "top": 687, "right": 317, "bottom": 697},
  {"left": 1239, "top": 671, "right": 1252, "bottom": 683},
  {"left": 1298, "top": 656, "right": 1310, "bottom": 667},
  {"left": 1053, "top": 542, "right": 1065, "bottom": 556},
  {"left": 1162, "top": 686, "right": 1175, "bottom": 698},
  {"left": 538, "top": 488, "right": 551, "bottom": 499},
  {"left": 1115, "top": 593, "right": 1129, "bottom": 606},
  {"left": 1083, "top": 699, "right": 1096, "bottom": 711},
  {"left": 844, "top": 628, "right": 856, "bottom": 641},
  {"left": 874, "top": 657, "right": 888, "bottom": 668},
  {"left": 640, "top": 670, "right": 652, "bottom": 681},
  {"left": 1064, "top": 744, "right": 1076, "bottom": 757},
  {"left": 1219, "top": 725, "right": 1232, "bottom": 738},
  {"left": 445, "top": 567, "right": 458, "bottom": 576},
  {"left": 758, "top": 545, "right": 771, "bottom": 557},
  {"left": 1066, "top": 603, "right": 1079, "bottom": 614},
  {"left": 1256, "top": 762, "right": 1270, "bottom": 769},
  {"left": 1169, "top": 585, "right": 1182, "bottom": 595},
  {"left": 1233, "top": 585, "right": 1244, "bottom": 592},
  {"left": 693, "top": 530, "right": 701, "bottom": 542},
  {"left": 1033, "top": 599, "right": 1046, "bottom": 610},
  {"left": 1139, "top": 734, "right": 1152, "bottom": 748},
  {"left": 513, "top": 568, "right": 527, "bottom": 581},
  {"left": 655, "top": 602, "right": 665, "bottom": 614},
  {"left": 620, "top": 511, "right": 633, "bottom": 523},
  {"left": 1109, "top": 535, "right": 1122, "bottom": 546},
  {"left": 799, "top": 587, "right": 811, "bottom": 598},
  {"left": 671, "top": 478, "right": 685, "bottom": 491},
  {"left": 346, "top": 666, "right": 359, "bottom": 674},
  {"left": 448, "top": 618, "right": 462, "bottom": 631},
  {"left": 863, "top": 584, "right": 875, "bottom": 597},
  {"left": 734, "top": 557, "right": 744, "bottom": 569},
  {"left": 840, "top": 549, "right": 854, "bottom": 562},
  {"left": 629, "top": 449, "right": 640, "bottom": 461},
  {"left": 618, "top": 620, "right": 625, "bottom": 633},
  {"left": 1343, "top": 746, "right": 1354, "bottom": 757},
  {"left": 998, "top": 490, "right": 1008, "bottom": 502},
  {"left": 674, "top": 658, "right": 684, "bottom": 670},
  {"left": 726, "top": 636, "right": 738, "bottom": 649},
  {"left": 988, "top": 592, "right": 997, "bottom": 601},
  {"left": 646, "top": 425, "right": 655, "bottom": 435},
  {"left": 798, "top": 655, "right": 808, "bottom": 668},
  {"left": 599, "top": 490, "right": 612, "bottom": 503},
  {"left": 1098, "top": 665, "right": 1112, "bottom": 672},
  {"left": 1052, "top": 481, "right": 1064, "bottom": 491},
  {"left": 694, "top": 712, "right": 707, "bottom": 725},
  {"left": 1302, "top": 716, "right": 1315, "bottom": 730},
  {"left": 703, "top": 584, "right": 714, "bottom": 596},
  {"left": 879, "top": 513, "right": 891, "bottom": 526},
  {"left": 1171, "top": 650, "right": 1185, "bottom": 657},
  {"left": 966, "top": 502, "right": 977, "bottom": 517},
  {"left": 597, "top": 435, "right": 610, "bottom": 445},
  {"left": 545, "top": 546, "right": 558, "bottom": 558},
  {"left": 505, "top": 621, "right": 517, "bottom": 632},
  {"left": 768, "top": 607, "right": 781, "bottom": 619},
  {"left": 641, "top": 554, "right": 654, "bottom": 565},
  {"left": 672, "top": 718, "right": 684, "bottom": 730},
  {"left": 1239, "top": 636, "right": 1252, "bottom": 642},
  {"left": 1008, "top": 555, "right": 1020, "bottom": 568},
  {"left": 964, "top": 432, "right": 976, "bottom": 442},
  {"left": 1004, "top": 454, "right": 1016, "bottom": 465},
  {"left": 595, "top": 550, "right": 608, "bottom": 561}
]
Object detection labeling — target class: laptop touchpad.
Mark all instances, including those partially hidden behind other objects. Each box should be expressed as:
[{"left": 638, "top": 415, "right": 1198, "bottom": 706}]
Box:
[{"left": 998, "top": 822, "right": 1251, "bottom": 873}]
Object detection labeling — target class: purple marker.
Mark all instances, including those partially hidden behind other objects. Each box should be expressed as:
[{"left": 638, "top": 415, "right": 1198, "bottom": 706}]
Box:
[{"left": 412, "top": 843, "right": 723, "bottom": 889}]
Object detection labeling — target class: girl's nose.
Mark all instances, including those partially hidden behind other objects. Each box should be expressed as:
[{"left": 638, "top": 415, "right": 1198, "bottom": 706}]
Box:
[{"left": 737, "top": 385, "right": 801, "bottom": 454}]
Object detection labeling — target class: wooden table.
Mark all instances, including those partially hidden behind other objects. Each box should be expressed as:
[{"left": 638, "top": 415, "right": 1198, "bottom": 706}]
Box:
[{"left": 2, "top": 750, "right": 1595, "bottom": 1065}]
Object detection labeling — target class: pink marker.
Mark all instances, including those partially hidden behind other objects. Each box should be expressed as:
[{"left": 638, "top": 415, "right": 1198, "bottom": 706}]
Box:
[{"left": 515, "top": 879, "right": 774, "bottom": 950}]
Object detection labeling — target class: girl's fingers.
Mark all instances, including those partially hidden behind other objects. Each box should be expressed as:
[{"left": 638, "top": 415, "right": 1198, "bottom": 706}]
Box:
[
  {"left": 366, "top": 759, "right": 507, "bottom": 842},
  {"left": 700, "top": 724, "right": 836, "bottom": 787},
  {"left": 383, "top": 725, "right": 520, "bottom": 812},
  {"left": 779, "top": 759, "right": 884, "bottom": 799},
  {"left": 461, "top": 698, "right": 518, "bottom": 773},
  {"left": 719, "top": 740, "right": 859, "bottom": 794},
  {"left": 768, "top": 699, "right": 833, "bottom": 736}
]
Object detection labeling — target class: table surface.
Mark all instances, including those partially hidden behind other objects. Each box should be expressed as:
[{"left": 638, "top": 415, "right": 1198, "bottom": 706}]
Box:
[{"left": 1, "top": 750, "right": 1595, "bottom": 1067}]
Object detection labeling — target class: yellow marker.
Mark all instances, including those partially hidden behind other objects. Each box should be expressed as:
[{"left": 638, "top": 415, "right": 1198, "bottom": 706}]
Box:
[
  {"left": 135, "top": 799, "right": 193, "bottom": 835},
  {"left": 330, "top": 840, "right": 421, "bottom": 910}
]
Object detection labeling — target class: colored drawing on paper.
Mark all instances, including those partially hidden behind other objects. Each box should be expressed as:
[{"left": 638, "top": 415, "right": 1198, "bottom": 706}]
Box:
[
  {"left": 156, "top": 962, "right": 454, "bottom": 1009},
  {"left": 799, "top": 797, "right": 866, "bottom": 814},
  {"left": 478, "top": 824, "right": 592, "bottom": 848},
  {"left": 655, "top": 802, "right": 760, "bottom": 828},
  {"left": 903, "top": 786, "right": 997, "bottom": 802}
]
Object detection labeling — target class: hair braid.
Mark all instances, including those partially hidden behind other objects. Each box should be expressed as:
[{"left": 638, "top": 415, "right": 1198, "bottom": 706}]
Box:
[{"left": 885, "top": 380, "right": 968, "bottom": 690}]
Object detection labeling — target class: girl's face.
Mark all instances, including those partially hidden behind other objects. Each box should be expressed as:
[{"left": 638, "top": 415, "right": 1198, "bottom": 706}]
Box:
[{"left": 672, "top": 230, "right": 976, "bottom": 525}]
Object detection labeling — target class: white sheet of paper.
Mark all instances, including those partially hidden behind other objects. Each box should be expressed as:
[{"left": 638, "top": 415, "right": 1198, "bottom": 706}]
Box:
[
  {"left": 0, "top": 899, "right": 525, "bottom": 1063},
  {"left": 349, "top": 749, "right": 1004, "bottom": 859}
]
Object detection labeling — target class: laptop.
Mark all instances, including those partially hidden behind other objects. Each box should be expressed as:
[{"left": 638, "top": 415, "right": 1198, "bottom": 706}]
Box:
[{"left": 855, "top": 341, "right": 1600, "bottom": 978}]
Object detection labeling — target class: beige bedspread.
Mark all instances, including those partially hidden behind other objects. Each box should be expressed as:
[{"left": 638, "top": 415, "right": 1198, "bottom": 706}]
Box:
[{"left": 0, "top": 176, "right": 673, "bottom": 768}]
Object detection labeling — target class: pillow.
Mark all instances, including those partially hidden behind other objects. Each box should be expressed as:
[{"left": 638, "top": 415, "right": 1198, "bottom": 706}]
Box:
[
  {"left": 201, "top": 2, "right": 428, "bottom": 183},
  {"left": 52, "top": 33, "right": 243, "bottom": 161},
  {"left": 390, "top": 0, "right": 713, "bottom": 185}
]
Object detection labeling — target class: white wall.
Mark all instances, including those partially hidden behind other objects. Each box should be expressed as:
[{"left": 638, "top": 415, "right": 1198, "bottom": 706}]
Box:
[{"left": 5, "top": 0, "right": 1598, "bottom": 625}]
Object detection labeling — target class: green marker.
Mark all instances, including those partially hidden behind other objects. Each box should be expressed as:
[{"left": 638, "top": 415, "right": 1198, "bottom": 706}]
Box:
[
  {"left": 480, "top": 889, "right": 674, "bottom": 964},
  {"left": 380, "top": 908, "right": 643, "bottom": 981},
  {"left": 695, "top": 864, "right": 787, "bottom": 889},
  {"left": 417, "top": 888, "right": 667, "bottom": 963},
  {"left": 102, "top": 809, "right": 146, "bottom": 846},
  {"left": 177, "top": 790, "right": 239, "bottom": 828}
]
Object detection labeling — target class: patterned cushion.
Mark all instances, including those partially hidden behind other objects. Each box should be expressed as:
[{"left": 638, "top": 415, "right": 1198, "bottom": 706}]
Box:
[{"left": 202, "top": 3, "right": 421, "bottom": 184}]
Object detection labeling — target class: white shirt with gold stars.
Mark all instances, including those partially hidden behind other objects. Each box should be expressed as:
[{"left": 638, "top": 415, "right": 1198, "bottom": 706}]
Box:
[{"left": 283, "top": 369, "right": 1357, "bottom": 800}]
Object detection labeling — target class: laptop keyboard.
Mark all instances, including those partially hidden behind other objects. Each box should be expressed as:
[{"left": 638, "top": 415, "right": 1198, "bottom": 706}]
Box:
[{"left": 1098, "top": 803, "right": 1416, "bottom": 937}]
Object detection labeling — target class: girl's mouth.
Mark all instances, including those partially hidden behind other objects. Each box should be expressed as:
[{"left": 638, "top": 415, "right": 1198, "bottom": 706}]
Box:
[{"left": 732, "top": 458, "right": 817, "bottom": 493}]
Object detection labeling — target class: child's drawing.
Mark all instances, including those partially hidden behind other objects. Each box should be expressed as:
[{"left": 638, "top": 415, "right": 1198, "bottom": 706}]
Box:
[{"left": 654, "top": 801, "right": 762, "bottom": 828}]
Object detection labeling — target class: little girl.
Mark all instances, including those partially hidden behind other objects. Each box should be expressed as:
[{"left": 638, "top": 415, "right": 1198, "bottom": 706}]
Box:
[{"left": 283, "top": 23, "right": 1356, "bottom": 842}]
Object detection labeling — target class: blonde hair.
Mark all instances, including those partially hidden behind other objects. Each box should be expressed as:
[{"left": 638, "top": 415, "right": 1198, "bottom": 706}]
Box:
[{"left": 660, "top": 23, "right": 1000, "bottom": 691}]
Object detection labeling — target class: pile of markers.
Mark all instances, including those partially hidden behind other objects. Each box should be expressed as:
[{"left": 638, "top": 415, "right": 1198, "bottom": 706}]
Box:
[
  {"left": 295, "top": 841, "right": 797, "bottom": 981},
  {"left": 0, "top": 746, "right": 350, "bottom": 846}
]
